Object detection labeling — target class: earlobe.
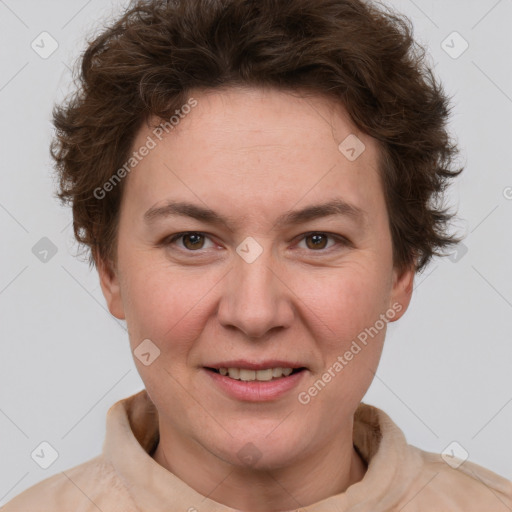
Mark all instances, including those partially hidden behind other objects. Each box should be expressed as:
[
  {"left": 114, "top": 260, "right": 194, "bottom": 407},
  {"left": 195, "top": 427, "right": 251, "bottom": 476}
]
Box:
[
  {"left": 388, "top": 264, "right": 415, "bottom": 322},
  {"left": 96, "top": 250, "right": 126, "bottom": 320}
]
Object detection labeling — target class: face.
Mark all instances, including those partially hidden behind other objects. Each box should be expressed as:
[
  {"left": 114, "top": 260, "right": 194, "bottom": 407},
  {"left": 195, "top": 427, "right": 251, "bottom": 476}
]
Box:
[{"left": 99, "top": 86, "right": 414, "bottom": 470}]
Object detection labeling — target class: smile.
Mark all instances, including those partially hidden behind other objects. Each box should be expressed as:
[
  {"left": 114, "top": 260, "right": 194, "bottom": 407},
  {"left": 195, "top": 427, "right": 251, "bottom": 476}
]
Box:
[
  {"left": 207, "top": 367, "right": 305, "bottom": 381},
  {"left": 203, "top": 367, "right": 308, "bottom": 401}
]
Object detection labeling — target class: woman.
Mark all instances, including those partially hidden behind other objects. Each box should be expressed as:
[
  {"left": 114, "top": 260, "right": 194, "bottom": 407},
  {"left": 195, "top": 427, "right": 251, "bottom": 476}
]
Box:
[{"left": 3, "top": 0, "right": 511, "bottom": 510}]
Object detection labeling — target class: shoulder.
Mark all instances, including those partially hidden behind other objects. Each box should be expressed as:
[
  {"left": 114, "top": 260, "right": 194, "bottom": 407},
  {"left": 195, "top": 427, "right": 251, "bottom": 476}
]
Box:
[
  {"left": 0, "top": 455, "right": 136, "bottom": 512},
  {"left": 397, "top": 445, "right": 512, "bottom": 512}
]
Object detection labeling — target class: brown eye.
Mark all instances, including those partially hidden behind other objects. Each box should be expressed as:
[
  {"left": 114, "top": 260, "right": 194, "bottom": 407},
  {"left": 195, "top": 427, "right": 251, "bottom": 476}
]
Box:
[
  {"left": 181, "top": 233, "right": 206, "bottom": 250},
  {"left": 164, "top": 232, "right": 214, "bottom": 251},
  {"left": 304, "top": 233, "right": 329, "bottom": 250},
  {"left": 296, "top": 232, "right": 350, "bottom": 253}
]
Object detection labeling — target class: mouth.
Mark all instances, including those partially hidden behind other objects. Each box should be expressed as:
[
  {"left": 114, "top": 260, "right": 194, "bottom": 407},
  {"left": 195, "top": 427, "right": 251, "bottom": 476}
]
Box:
[
  {"left": 204, "top": 366, "right": 307, "bottom": 381},
  {"left": 202, "top": 363, "right": 309, "bottom": 402},
  {"left": 203, "top": 365, "right": 308, "bottom": 403}
]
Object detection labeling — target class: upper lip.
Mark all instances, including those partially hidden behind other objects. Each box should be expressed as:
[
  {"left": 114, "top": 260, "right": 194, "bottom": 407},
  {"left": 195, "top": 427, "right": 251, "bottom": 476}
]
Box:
[{"left": 204, "top": 360, "right": 307, "bottom": 371}]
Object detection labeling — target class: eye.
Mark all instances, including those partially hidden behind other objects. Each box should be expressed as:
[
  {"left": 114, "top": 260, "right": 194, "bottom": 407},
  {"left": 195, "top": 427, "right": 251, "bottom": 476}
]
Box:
[
  {"left": 295, "top": 232, "right": 349, "bottom": 252},
  {"left": 162, "top": 231, "right": 350, "bottom": 254},
  {"left": 165, "top": 232, "right": 216, "bottom": 251}
]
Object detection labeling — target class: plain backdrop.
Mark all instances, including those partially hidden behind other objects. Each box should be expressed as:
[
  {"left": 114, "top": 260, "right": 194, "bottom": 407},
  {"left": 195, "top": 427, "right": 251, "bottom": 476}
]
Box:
[{"left": 1, "top": 0, "right": 511, "bottom": 504}]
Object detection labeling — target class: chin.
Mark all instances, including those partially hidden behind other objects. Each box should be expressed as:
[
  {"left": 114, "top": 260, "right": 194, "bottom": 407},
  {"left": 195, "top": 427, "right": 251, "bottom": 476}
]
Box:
[{"left": 214, "top": 433, "right": 306, "bottom": 470}]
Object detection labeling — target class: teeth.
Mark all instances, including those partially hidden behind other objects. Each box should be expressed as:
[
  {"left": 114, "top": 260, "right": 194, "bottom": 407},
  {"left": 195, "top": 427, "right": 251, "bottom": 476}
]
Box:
[{"left": 217, "top": 367, "right": 297, "bottom": 381}]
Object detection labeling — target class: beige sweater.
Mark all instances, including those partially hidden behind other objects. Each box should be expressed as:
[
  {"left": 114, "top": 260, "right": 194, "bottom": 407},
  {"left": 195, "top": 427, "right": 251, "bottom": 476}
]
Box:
[{"left": 2, "top": 389, "right": 511, "bottom": 511}]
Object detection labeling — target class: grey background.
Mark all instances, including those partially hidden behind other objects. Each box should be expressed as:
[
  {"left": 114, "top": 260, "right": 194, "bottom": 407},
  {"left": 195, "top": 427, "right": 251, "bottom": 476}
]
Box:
[{"left": 1, "top": 0, "right": 511, "bottom": 504}]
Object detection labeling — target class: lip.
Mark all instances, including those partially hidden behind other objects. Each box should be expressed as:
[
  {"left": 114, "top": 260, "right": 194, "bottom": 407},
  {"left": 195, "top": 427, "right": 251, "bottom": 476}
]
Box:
[
  {"left": 203, "top": 367, "right": 308, "bottom": 402},
  {"left": 204, "top": 359, "right": 306, "bottom": 371}
]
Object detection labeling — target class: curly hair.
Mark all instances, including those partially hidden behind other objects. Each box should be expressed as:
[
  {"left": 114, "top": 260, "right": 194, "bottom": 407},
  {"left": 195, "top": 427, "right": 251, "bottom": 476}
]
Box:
[{"left": 51, "top": 0, "right": 463, "bottom": 275}]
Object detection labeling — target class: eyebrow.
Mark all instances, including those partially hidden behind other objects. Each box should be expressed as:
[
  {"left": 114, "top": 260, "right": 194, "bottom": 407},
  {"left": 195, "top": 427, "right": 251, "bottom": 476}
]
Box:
[{"left": 143, "top": 199, "right": 368, "bottom": 231}]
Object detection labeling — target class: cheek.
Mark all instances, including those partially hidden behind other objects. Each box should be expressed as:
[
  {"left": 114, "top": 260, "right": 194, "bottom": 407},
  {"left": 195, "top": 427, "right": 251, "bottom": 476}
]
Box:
[
  {"left": 302, "top": 263, "right": 391, "bottom": 347},
  {"left": 119, "top": 257, "right": 210, "bottom": 351},
  {"left": 305, "top": 269, "right": 390, "bottom": 406}
]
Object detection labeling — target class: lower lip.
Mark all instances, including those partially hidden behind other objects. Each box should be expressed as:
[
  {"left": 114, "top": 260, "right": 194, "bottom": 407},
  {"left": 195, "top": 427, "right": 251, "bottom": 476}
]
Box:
[{"left": 203, "top": 368, "right": 307, "bottom": 402}]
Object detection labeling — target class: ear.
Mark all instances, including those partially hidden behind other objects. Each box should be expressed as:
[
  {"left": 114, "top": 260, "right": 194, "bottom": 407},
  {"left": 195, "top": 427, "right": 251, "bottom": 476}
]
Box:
[
  {"left": 95, "top": 249, "right": 126, "bottom": 320},
  {"left": 388, "top": 263, "right": 415, "bottom": 322}
]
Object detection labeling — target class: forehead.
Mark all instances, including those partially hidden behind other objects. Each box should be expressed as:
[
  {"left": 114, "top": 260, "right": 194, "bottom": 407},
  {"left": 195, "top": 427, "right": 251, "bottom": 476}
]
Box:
[
  {"left": 123, "top": 87, "right": 385, "bottom": 228},
  {"left": 150, "top": 87, "right": 374, "bottom": 158}
]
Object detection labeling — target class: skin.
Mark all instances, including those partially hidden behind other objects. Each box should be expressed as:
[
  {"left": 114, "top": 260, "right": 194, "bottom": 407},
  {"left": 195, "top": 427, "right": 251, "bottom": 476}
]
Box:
[{"left": 98, "top": 86, "right": 415, "bottom": 511}]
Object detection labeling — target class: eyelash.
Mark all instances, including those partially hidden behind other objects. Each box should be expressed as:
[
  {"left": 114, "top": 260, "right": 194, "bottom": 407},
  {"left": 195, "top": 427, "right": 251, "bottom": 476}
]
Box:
[{"left": 162, "top": 231, "right": 351, "bottom": 255}]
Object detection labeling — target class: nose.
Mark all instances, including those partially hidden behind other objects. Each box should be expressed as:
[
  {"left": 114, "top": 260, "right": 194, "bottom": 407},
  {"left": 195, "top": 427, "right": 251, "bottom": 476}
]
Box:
[{"left": 216, "top": 244, "right": 295, "bottom": 340}]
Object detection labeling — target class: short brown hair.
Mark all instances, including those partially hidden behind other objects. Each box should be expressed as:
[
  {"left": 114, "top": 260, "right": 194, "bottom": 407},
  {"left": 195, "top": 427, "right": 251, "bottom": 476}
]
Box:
[{"left": 51, "top": 0, "right": 463, "bottom": 275}]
